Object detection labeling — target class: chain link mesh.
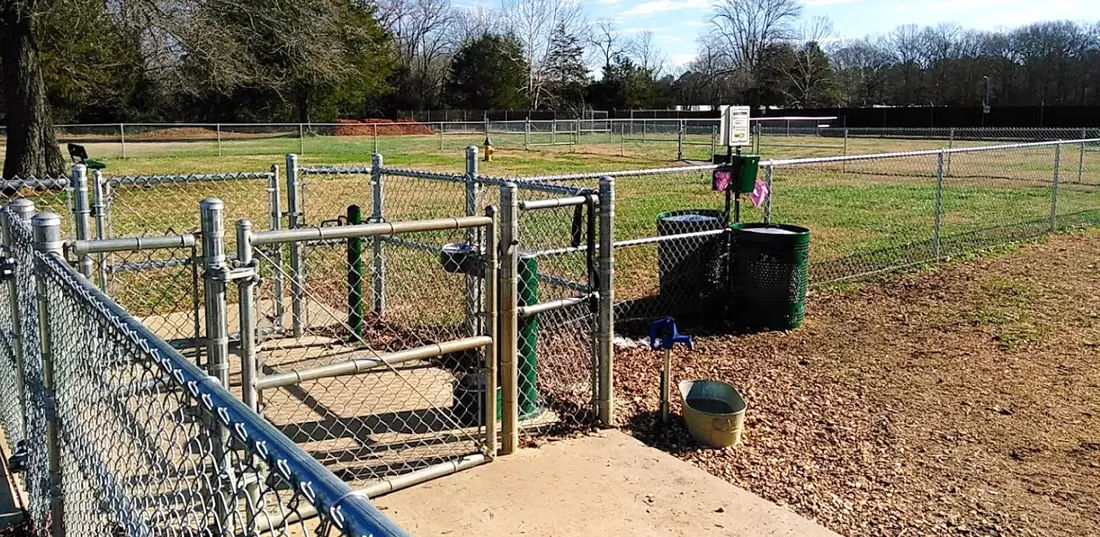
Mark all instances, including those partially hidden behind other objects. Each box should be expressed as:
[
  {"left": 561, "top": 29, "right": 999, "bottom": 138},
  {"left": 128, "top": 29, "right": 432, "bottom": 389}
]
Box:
[
  {"left": 247, "top": 223, "right": 491, "bottom": 489},
  {"left": 105, "top": 173, "right": 276, "bottom": 239},
  {"left": 83, "top": 243, "right": 203, "bottom": 356},
  {"left": 512, "top": 194, "right": 599, "bottom": 433},
  {"left": 0, "top": 210, "right": 407, "bottom": 537}
]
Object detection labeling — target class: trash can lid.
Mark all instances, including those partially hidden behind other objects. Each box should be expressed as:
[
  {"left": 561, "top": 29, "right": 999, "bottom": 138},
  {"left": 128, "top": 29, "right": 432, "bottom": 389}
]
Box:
[
  {"left": 741, "top": 226, "right": 799, "bottom": 235},
  {"left": 663, "top": 214, "right": 720, "bottom": 224}
]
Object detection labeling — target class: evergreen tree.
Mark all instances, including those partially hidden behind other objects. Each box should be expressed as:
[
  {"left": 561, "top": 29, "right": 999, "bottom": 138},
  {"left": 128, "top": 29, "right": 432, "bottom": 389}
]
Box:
[
  {"left": 544, "top": 22, "right": 589, "bottom": 111},
  {"left": 446, "top": 33, "right": 528, "bottom": 109}
]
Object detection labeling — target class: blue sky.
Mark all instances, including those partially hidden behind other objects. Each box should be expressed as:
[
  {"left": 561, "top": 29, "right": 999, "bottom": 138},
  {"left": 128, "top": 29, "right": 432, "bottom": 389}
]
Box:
[{"left": 585, "top": 0, "right": 1100, "bottom": 72}]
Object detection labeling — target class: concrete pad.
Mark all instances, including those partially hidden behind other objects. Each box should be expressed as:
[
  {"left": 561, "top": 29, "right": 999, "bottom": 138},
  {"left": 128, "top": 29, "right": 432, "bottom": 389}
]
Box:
[{"left": 374, "top": 430, "right": 839, "bottom": 537}]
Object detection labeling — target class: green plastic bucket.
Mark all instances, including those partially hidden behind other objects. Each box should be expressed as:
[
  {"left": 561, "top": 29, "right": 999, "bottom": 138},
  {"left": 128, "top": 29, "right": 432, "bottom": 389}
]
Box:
[{"left": 728, "top": 223, "right": 810, "bottom": 330}]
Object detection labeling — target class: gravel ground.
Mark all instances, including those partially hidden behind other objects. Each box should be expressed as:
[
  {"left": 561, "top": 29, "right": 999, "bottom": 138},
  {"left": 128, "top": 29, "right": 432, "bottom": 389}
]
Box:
[{"left": 615, "top": 228, "right": 1100, "bottom": 537}]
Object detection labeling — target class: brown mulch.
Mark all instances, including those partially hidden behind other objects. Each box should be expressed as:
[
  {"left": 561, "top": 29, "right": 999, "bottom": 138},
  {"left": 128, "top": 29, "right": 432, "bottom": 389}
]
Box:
[
  {"left": 616, "top": 228, "right": 1100, "bottom": 537},
  {"left": 332, "top": 118, "right": 434, "bottom": 136}
]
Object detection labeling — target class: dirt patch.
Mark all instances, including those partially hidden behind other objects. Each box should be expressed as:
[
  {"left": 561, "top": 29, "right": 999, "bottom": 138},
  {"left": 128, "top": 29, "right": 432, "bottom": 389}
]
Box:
[
  {"left": 616, "top": 228, "right": 1100, "bottom": 537},
  {"left": 332, "top": 118, "right": 434, "bottom": 136}
]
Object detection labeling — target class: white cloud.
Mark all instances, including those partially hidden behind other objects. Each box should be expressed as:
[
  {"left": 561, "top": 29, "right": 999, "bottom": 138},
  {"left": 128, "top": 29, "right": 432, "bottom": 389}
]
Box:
[
  {"left": 802, "top": 0, "right": 860, "bottom": 6},
  {"left": 621, "top": 0, "right": 712, "bottom": 17}
]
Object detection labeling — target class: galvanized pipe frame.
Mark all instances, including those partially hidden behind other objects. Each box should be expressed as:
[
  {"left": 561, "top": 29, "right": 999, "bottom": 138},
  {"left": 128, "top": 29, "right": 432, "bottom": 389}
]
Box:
[
  {"left": 26, "top": 248, "right": 410, "bottom": 537},
  {"left": 255, "top": 336, "right": 493, "bottom": 390},
  {"left": 250, "top": 216, "right": 492, "bottom": 246},
  {"left": 234, "top": 201, "right": 505, "bottom": 456},
  {"left": 69, "top": 233, "right": 196, "bottom": 256},
  {"left": 30, "top": 212, "right": 66, "bottom": 537},
  {"left": 0, "top": 200, "right": 35, "bottom": 446}
]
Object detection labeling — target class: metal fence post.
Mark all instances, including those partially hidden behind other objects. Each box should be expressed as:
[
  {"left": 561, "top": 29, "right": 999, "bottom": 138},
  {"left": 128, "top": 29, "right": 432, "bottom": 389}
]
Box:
[
  {"left": 597, "top": 177, "right": 615, "bottom": 427},
  {"left": 236, "top": 219, "right": 260, "bottom": 412},
  {"left": 216, "top": 123, "right": 222, "bottom": 157},
  {"left": 465, "top": 146, "right": 481, "bottom": 336},
  {"left": 200, "top": 198, "right": 230, "bottom": 385},
  {"left": 119, "top": 123, "right": 126, "bottom": 159},
  {"left": 285, "top": 154, "right": 305, "bottom": 337},
  {"left": 1, "top": 199, "right": 34, "bottom": 443},
  {"left": 70, "top": 164, "right": 94, "bottom": 279},
  {"left": 1077, "top": 137, "right": 1086, "bottom": 184},
  {"left": 843, "top": 128, "right": 849, "bottom": 158},
  {"left": 947, "top": 127, "right": 955, "bottom": 177},
  {"left": 620, "top": 123, "right": 625, "bottom": 157},
  {"left": 31, "top": 212, "right": 65, "bottom": 537},
  {"left": 499, "top": 183, "right": 519, "bottom": 455},
  {"left": 483, "top": 206, "right": 498, "bottom": 456},
  {"left": 551, "top": 120, "right": 556, "bottom": 145},
  {"left": 298, "top": 123, "right": 305, "bottom": 155},
  {"left": 677, "top": 120, "right": 685, "bottom": 161},
  {"left": 198, "top": 200, "right": 235, "bottom": 532},
  {"left": 711, "top": 125, "right": 717, "bottom": 159},
  {"left": 370, "top": 154, "right": 386, "bottom": 316},
  {"left": 524, "top": 118, "right": 531, "bottom": 151},
  {"left": 439, "top": 123, "right": 444, "bottom": 151},
  {"left": 91, "top": 169, "right": 109, "bottom": 290},
  {"left": 934, "top": 151, "right": 945, "bottom": 259},
  {"left": 763, "top": 165, "right": 774, "bottom": 225},
  {"left": 1050, "top": 144, "right": 1062, "bottom": 231},
  {"left": 373, "top": 123, "right": 379, "bottom": 154},
  {"left": 267, "top": 165, "right": 285, "bottom": 328}
]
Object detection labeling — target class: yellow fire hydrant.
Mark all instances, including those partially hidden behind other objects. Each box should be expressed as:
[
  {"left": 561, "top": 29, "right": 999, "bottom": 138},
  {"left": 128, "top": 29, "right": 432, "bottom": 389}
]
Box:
[{"left": 483, "top": 136, "right": 494, "bottom": 162}]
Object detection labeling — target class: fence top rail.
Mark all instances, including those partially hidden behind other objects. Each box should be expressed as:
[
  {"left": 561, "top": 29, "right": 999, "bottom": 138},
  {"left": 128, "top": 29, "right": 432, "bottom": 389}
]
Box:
[
  {"left": 378, "top": 167, "right": 464, "bottom": 183},
  {"left": 106, "top": 171, "right": 273, "bottom": 186},
  {"left": 251, "top": 215, "right": 492, "bottom": 245},
  {"left": 484, "top": 164, "right": 715, "bottom": 186},
  {"left": 762, "top": 137, "right": 1100, "bottom": 168},
  {"left": 69, "top": 233, "right": 195, "bottom": 256},
  {"left": 476, "top": 175, "right": 594, "bottom": 195},
  {"left": 300, "top": 166, "right": 374, "bottom": 175},
  {"left": 0, "top": 177, "right": 70, "bottom": 189},
  {"left": 33, "top": 250, "right": 408, "bottom": 537}
]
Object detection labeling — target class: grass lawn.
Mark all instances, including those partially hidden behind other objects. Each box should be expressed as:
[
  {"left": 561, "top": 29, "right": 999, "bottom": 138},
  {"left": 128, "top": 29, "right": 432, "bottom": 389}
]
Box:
[{"left": 8, "top": 132, "right": 1097, "bottom": 323}]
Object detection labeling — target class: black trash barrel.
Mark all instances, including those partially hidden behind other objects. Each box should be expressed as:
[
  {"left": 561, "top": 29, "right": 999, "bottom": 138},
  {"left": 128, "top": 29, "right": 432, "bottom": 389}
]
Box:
[
  {"left": 657, "top": 210, "right": 727, "bottom": 311},
  {"left": 728, "top": 223, "right": 811, "bottom": 330}
]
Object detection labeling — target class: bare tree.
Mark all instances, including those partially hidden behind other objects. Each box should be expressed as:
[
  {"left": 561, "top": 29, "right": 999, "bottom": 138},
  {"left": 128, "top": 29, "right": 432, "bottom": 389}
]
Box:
[
  {"left": 710, "top": 0, "right": 802, "bottom": 74},
  {"left": 887, "top": 24, "right": 924, "bottom": 103},
  {"left": 628, "top": 30, "right": 666, "bottom": 78},
  {"left": 453, "top": 5, "right": 503, "bottom": 46},
  {"left": 590, "top": 20, "right": 626, "bottom": 71},
  {"left": 374, "top": 0, "right": 456, "bottom": 108},
  {"left": 501, "top": 0, "right": 586, "bottom": 108},
  {"left": 779, "top": 16, "right": 837, "bottom": 106}
]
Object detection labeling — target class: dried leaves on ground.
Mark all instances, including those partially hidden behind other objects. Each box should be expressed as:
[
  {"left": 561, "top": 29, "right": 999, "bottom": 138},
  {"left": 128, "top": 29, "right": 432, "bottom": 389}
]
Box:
[{"left": 616, "top": 229, "right": 1100, "bottom": 537}]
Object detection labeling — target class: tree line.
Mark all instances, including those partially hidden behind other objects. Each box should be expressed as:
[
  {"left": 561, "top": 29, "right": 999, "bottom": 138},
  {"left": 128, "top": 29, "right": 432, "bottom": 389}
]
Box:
[{"left": 4, "top": 0, "right": 1100, "bottom": 177}]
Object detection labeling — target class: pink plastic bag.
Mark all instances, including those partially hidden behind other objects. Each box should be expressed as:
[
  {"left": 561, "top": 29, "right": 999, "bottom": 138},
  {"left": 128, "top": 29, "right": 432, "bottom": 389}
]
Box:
[
  {"left": 749, "top": 178, "right": 769, "bottom": 208},
  {"left": 712, "top": 169, "right": 732, "bottom": 192}
]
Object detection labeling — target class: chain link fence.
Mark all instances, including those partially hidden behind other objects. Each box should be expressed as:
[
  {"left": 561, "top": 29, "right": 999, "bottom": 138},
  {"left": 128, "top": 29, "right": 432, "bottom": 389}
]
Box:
[
  {"left": 0, "top": 205, "right": 409, "bottom": 537},
  {"left": 488, "top": 138, "right": 1099, "bottom": 329},
  {"left": 240, "top": 219, "right": 496, "bottom": 490},
  {"left": 293, "top": 152, "right": 612, "bottom": 437},
  {"left": 18, "top": 120, "right": 1100, "bottom": 167}
]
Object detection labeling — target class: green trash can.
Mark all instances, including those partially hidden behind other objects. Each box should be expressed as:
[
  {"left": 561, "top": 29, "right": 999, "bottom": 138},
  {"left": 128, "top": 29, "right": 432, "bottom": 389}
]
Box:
[
  {"left": 656, "top": 210, "right": 727, "bottom": 312},
  {"left": 728, "top": 223, "right": 810, "bottom": 330}
]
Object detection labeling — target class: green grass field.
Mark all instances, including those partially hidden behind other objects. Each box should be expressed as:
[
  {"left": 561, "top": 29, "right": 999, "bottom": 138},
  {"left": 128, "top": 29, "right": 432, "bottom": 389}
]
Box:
[{"left": 5, "top": 131, "right": 1097, "bottom": 321}]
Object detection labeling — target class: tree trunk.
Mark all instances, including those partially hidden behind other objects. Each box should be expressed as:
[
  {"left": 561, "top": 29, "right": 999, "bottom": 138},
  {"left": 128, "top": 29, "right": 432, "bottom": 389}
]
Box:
[
  {"left": 1, "top": 5, "right": 65, "bottom": 179},
  {"left": 296, "top": 86, "right": 311, "bottom": 124}
]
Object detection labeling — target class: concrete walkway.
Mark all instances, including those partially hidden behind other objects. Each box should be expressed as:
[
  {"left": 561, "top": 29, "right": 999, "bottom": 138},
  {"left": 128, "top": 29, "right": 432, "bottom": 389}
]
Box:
[{"left": 374, "top": 430, "right": 839, "bottom": 536}]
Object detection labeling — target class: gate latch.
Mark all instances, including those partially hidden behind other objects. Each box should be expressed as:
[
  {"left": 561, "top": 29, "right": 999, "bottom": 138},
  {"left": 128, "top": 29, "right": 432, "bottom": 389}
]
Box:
[{"left": 0, "top": 255, "right": 15, "bottom": 282}]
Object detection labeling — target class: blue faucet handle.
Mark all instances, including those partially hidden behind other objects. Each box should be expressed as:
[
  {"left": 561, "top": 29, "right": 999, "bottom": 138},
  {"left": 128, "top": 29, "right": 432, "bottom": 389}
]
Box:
[{"left": 648, "top": 317, "right": 693, "bottom": 351}]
